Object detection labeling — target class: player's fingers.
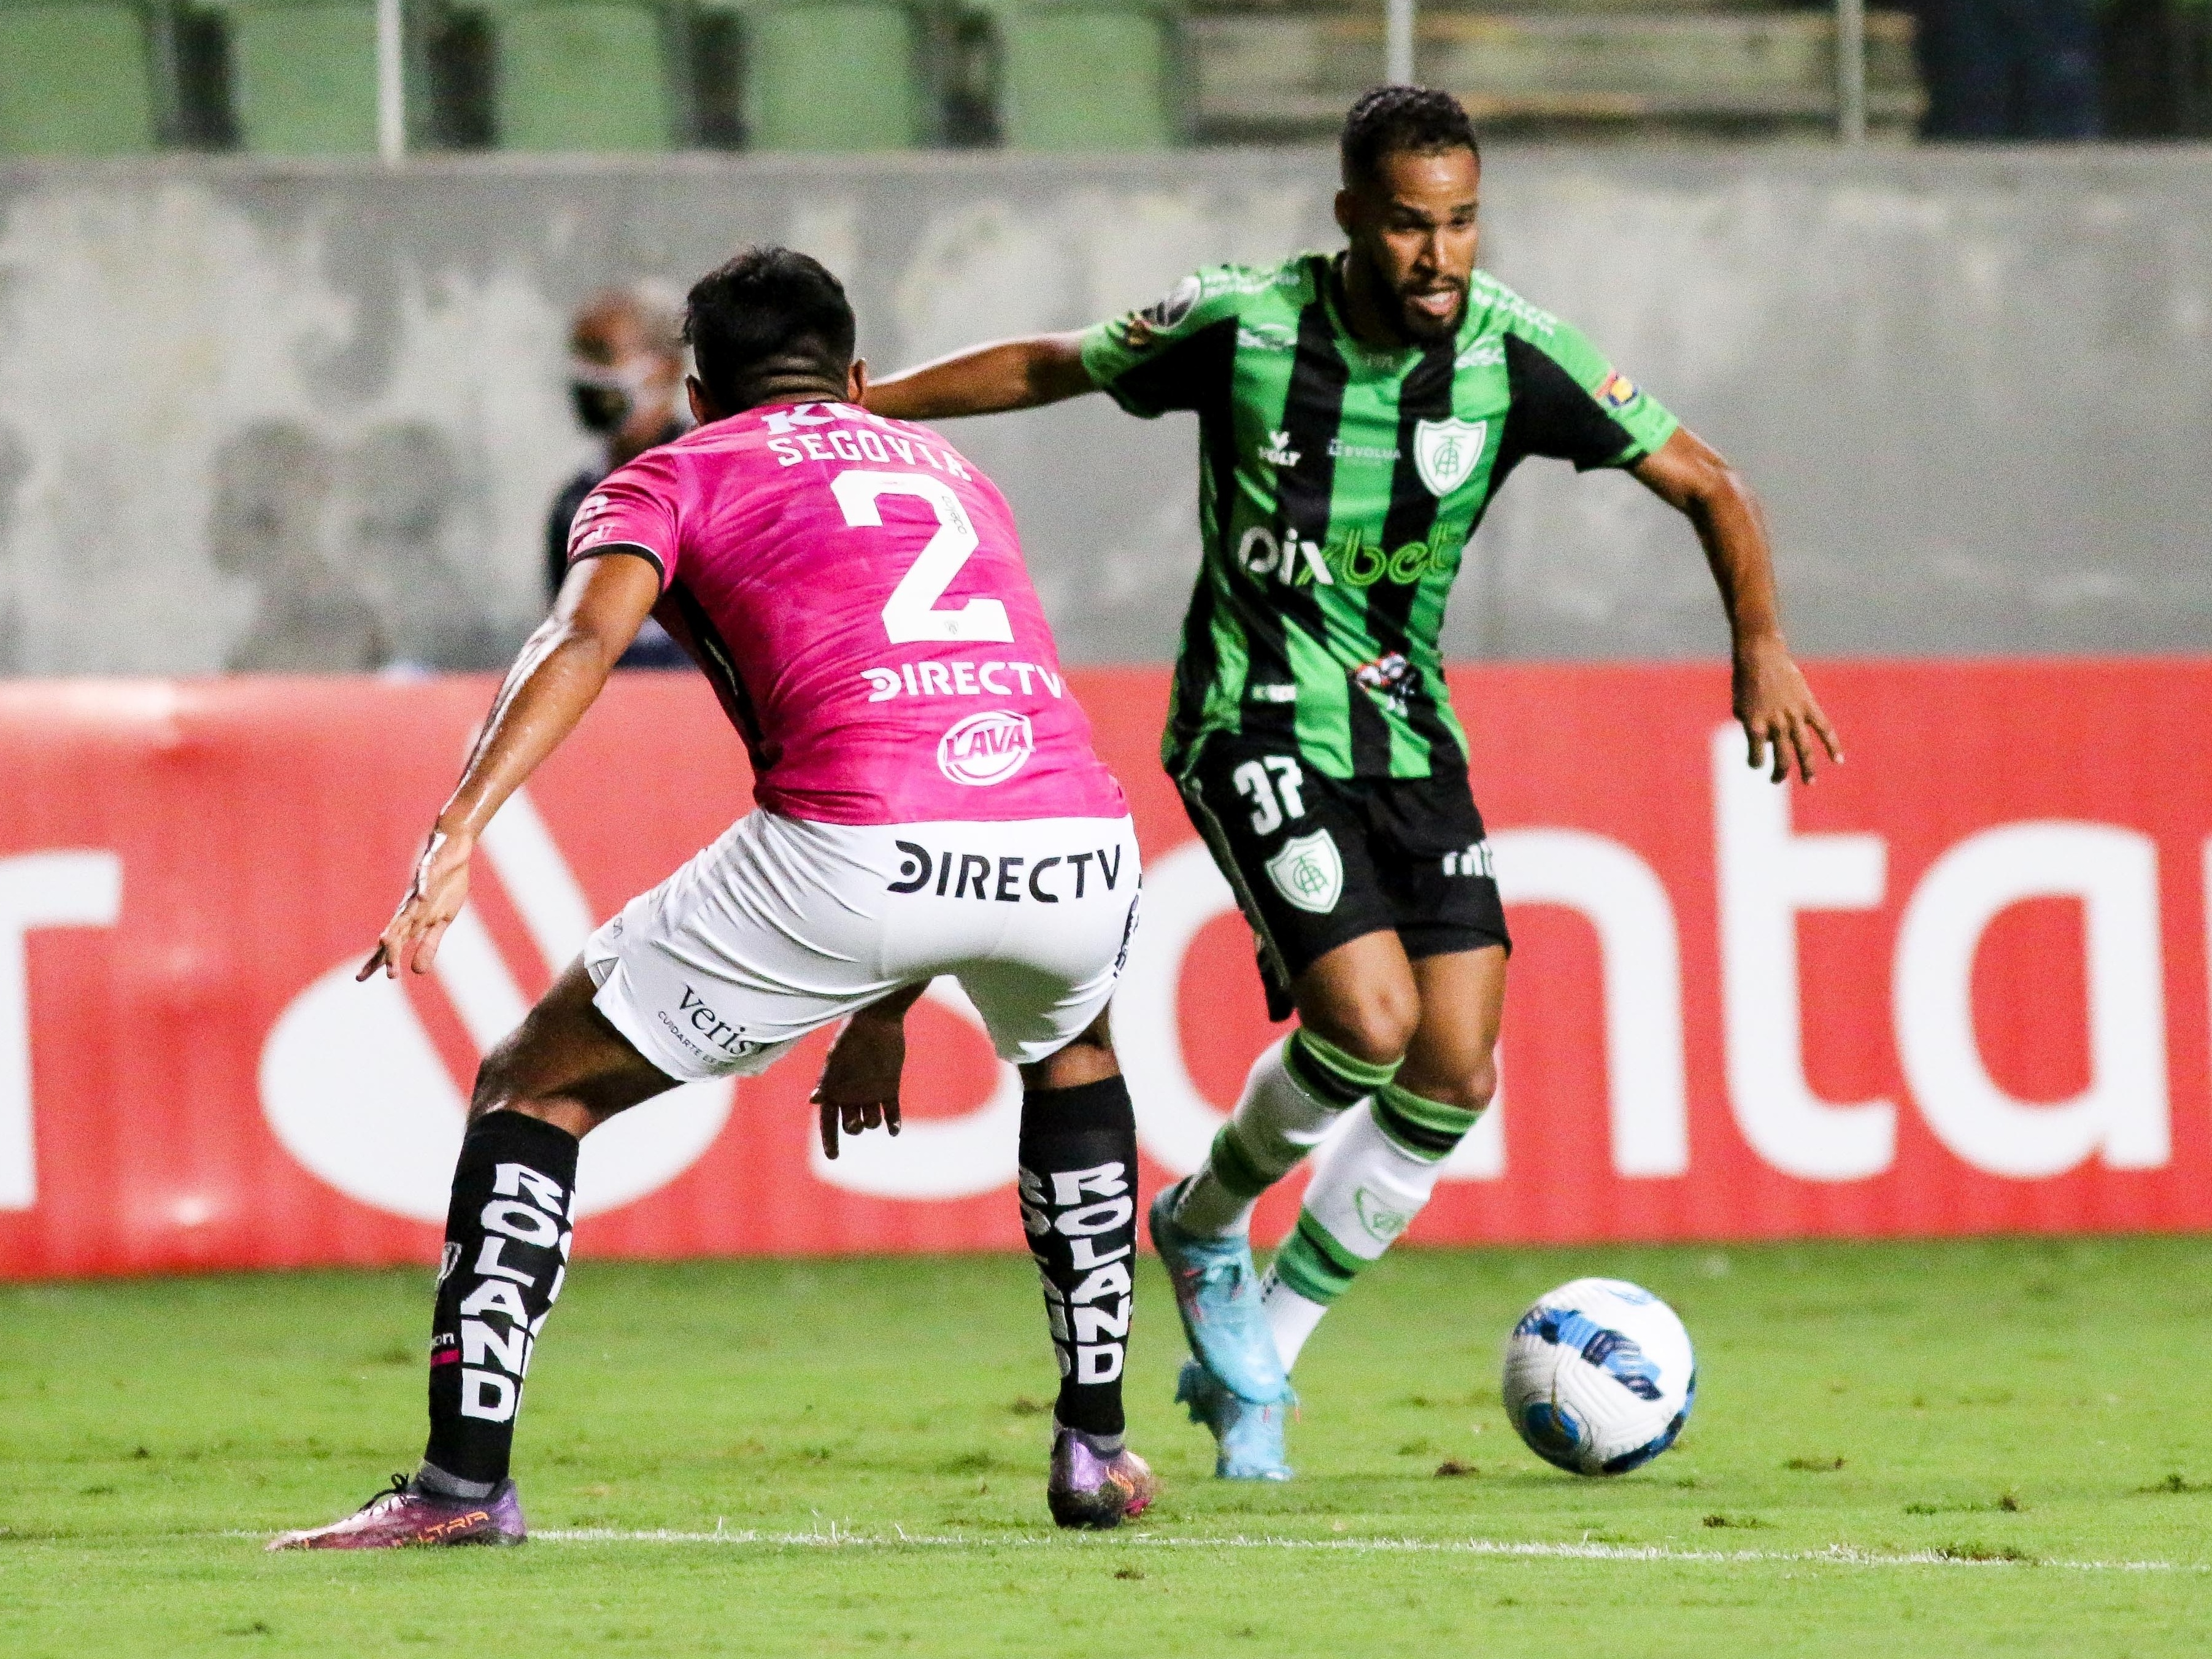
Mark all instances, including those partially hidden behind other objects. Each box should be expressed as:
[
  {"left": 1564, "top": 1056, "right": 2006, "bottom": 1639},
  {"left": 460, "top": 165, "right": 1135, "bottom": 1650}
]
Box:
[
  {"left": 1809, "top": 705, "right": 1845, "bottom": 765},
  {"left": 843, "top": 1104, "right": 866, "bottom": 1139},
  {"left": 817, "top": 1099, "right": 839, "bottom": 1161},
  {"left": 885, "top": 1097, "right": 901, "bottom": 1138},
  {"left": 356, "top": 943, "right": 390, "bottom": 983},
  {"left": 858, "top": 1102, "right": 882, "bottom": 1133},
  {"left": 1767, "top": 722, "right": 1788, "bottom": 784},
  {"left": 412, "top": 916, "right": 450, "bottom": 975},
  {"left": 1786, "top": 715, "right": 1816, "bottom": 785},
  {"left": 1743, "top": 719, "right": 1768, "bottom": 775}
]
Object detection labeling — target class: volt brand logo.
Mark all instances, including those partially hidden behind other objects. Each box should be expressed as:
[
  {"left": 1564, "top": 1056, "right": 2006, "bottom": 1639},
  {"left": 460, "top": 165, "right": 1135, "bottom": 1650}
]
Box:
[{"left": 938, "top": 710, "right": 1034, "bottom": 787}]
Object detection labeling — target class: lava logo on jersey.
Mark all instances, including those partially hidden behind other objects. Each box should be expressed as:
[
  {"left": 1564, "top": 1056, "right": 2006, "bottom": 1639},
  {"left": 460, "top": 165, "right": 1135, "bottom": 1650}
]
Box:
[
  {"left": 1265, "top": 830, "right": 1344, "bottom": 915},
  {"left": 937, "top": 710, "right": 1035, "bottom": 787},
  {"left": 1412, "top": 418, "right": 1489, "bottom": 497}
]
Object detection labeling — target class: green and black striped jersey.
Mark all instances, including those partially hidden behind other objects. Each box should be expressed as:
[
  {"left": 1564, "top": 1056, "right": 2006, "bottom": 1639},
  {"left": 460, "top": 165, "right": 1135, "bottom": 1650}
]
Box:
[{"left": 1081, "top": 252, "right": 1680, "bottom": 781}]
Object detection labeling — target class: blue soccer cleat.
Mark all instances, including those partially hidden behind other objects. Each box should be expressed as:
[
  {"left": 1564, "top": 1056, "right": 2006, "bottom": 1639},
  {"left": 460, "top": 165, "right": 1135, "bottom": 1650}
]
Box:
[
  {"left": 1148, "top": 1177, "right": 1291, "bottom": 1407},
  {"left": 1177, "top": 1359, "right": 1294, "bottom": 1482}
]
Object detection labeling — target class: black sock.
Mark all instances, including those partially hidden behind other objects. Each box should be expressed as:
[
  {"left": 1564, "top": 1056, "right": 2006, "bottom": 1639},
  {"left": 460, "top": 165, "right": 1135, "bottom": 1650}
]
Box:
[
  {"left": 1017, "top": 1075, "right": 1138, "bottom": 1443},
  {"left": 421, "top": 1112, "right": 579, "bottom": 1490}
]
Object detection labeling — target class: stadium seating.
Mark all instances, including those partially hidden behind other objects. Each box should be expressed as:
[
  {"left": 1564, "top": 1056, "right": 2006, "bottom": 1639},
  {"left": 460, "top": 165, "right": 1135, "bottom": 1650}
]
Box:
[
  {"left": 734, "top": 0, "right": 934, "bottom": 149},
  {"left": 976, "top": 0, "right": 1185, "bottom": 148},
  {"left": 0, "top": 0, "right": 1927, "bottom": 155},
  {"left": 0, "top": 0, "right": 161, "bottom": 153},
  {"left": 1187, "top": 0, "right": 1925, "bottom": 141},
  {"left": 216, "top": 0, "right": 379, "bottom": 153},
  {"left": 481, "top": 0, "right": 677, "bottom": 149}
]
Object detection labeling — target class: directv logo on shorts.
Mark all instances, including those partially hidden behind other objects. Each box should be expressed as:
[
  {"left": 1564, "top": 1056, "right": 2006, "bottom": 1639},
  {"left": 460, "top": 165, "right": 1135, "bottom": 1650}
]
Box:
[{"left": 938, "top": 710, "right": 1034, "bottom": 786}]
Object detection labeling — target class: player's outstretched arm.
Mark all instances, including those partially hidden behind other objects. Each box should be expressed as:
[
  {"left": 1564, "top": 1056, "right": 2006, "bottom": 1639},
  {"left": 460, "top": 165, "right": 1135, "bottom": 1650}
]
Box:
[
  {"left": 358, "top": 552, "right": 663, "bottom": 981},
  {"left": 1633, "top": 427, "right": 1843, "bottom": 786},
  {"left": 864, "top": 331, "right": 1096, "bottom": 422}
]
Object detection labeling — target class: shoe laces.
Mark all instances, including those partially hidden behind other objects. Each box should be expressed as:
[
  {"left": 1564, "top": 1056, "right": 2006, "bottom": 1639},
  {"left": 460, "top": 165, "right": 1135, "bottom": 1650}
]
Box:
[{"left": 355, "top": 1472, "right": 412, "bottom": 1515}]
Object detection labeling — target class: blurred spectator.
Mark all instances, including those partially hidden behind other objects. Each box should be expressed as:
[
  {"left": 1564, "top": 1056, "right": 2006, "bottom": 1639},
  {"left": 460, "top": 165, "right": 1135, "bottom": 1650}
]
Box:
[
  {"left": 1915, "top": 0, "right": 2103, "bottom": 137},
  {"left": 209, "top": 423, "right": 386, "bottom": 673},
  {"left": 546, "top": 285, "right": 691, "bottom": 668}
]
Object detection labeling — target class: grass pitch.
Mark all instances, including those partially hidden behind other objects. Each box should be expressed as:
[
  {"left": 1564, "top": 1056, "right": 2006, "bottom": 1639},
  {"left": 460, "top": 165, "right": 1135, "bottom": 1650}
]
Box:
[{"left": 7, "top": 1237, "right": 2212, "bottom": 1657}]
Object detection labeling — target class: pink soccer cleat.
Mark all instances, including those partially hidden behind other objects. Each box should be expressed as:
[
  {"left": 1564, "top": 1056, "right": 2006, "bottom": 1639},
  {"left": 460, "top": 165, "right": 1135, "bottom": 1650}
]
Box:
[
  {"left": 1046, "top": 1429, "right": 1157, "bottom": 1531},
  {"left": 265, "top": 1474, "right": 526, "bottom": 1551}
]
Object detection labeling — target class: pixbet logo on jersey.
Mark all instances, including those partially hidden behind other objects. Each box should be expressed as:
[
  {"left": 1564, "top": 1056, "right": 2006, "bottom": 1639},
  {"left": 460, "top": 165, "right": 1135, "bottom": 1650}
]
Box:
[{"left": 937, "top": 710, "right": 1034, "bottom": 786}]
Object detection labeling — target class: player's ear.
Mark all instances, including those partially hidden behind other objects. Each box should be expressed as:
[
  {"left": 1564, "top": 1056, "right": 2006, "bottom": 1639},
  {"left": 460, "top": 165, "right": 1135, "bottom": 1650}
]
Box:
[
  {"left": 685, "top": 374, "right": 719, "bottom": 427},
  {"left": 846, "top": 357, "right": 869, "bottom": 406},
  {"left": 1333, "top": 187, "right": 1359, "bottom": 239}
]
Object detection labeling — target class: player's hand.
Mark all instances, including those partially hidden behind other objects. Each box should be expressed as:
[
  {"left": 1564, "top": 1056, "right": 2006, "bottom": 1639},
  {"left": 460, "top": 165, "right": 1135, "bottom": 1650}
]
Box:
[
  {"left": 358, "top": 828, "right": 475, "bottom": 981},
  {"left": 811, "top": 1011, "right": 906, "bottom": 1161},
  {"left": 1733, "top": 633, "right": 1843, "bottom": 785}
]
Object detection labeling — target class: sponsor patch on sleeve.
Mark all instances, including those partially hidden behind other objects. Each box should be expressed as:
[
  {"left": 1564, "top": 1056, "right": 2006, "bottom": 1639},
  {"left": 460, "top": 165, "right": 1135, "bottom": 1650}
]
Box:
[{"left": 1598, "top": 370, "right": 1641, "bottom": 412}]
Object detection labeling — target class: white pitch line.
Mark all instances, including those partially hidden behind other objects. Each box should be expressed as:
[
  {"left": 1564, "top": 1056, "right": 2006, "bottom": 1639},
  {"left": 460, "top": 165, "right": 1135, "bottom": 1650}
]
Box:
[{"left": 531, "top": 1528, "right": 2197, "bottom": 1574}]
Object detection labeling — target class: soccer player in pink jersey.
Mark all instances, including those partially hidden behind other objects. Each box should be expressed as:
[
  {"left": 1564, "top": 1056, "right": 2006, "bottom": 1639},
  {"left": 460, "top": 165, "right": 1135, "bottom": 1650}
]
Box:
[{"left": 269, "top": 249, "right": 1154, "bottom": 1549}]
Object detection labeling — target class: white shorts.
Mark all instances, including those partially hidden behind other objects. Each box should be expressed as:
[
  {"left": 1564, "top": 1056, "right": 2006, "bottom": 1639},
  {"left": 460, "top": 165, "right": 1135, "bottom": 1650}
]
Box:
[{"left": 584, "top": 810, "right": 1141, "bottom": 1082}]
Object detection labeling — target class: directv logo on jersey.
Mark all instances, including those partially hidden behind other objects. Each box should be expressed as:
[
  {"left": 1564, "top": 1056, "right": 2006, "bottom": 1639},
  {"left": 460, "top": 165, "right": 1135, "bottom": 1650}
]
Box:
[{"left": 938, "top": 710, "right": 1035, "bottom": 786}]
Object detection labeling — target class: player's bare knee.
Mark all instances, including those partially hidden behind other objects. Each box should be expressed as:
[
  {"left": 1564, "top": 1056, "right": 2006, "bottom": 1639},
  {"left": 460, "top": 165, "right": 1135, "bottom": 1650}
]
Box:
[{"left": 1312, "top": 984, "right": 1420, "bottom": 1067}]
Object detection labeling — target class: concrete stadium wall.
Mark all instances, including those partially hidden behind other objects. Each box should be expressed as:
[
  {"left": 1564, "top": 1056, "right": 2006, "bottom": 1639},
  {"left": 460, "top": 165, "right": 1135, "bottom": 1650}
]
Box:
[{"left": 0, "top": 146, "right": 2206, "bottom": 674}]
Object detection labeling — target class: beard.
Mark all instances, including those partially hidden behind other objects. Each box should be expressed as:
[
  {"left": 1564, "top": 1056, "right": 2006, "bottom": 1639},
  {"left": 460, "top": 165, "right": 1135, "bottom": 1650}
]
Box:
[
  {"left": 1348, "top": 247, "right": 1466, "bottom": 344},
  {"left": 1393, "top": 276, "right": 1467, "bottom": 343}
]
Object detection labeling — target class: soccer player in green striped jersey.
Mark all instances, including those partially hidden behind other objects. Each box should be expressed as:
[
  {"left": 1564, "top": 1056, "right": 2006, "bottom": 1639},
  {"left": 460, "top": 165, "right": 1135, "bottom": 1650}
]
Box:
[{"left": 869, "top": 87, "right": 1840, "bottom": 1480}]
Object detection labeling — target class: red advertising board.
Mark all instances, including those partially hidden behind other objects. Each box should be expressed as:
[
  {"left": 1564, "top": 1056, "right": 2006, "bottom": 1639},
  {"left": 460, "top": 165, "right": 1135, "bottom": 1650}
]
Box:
[{"left": 0, "top": 662, "right": 2206, "bottom": 1280}]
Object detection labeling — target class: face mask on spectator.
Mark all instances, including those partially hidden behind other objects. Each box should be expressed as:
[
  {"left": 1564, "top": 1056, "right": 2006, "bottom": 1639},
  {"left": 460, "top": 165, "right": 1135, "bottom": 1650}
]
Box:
[{"left": 568, "top": 357, "right": 663, "bottom": 435}]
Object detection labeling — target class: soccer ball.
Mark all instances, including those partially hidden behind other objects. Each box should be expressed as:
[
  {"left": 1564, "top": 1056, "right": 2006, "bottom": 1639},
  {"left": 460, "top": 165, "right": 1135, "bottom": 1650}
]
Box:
[{"left": 1501, "top": 1277, "right": 1695, "bottom": 1476}]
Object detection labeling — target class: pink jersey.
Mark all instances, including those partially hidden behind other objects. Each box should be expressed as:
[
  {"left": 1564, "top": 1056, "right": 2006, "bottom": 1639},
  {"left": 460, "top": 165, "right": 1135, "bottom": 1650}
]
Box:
[{"left": 568, "top": 401, "right": 1126, "bottom": 826}]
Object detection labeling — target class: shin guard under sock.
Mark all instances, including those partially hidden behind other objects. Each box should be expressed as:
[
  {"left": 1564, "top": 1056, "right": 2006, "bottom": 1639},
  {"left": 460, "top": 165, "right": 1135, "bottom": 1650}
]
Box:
[
  {"left": 1267, "top": 1083, "right": 1484, "bottom": 1364},
  {"left": 1171, "top": 1030, "right": 1401, "bottom": 1239},
  {"left": 422, "top": 1112, "right": 579, "bottom": 1489},
  {"left": 1017, "top": 1075, "right": 1138, "bottom": 1442}
]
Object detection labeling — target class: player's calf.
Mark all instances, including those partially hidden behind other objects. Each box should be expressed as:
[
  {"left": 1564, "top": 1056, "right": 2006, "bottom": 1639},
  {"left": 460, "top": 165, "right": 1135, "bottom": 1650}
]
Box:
[
  {"left": 419, "top": 1110, "right": 579, "bottom": 1499},
  {"left": 1263, "top": 1080, "right": 1486, "bottom": 1369},
  {"left": 1017, "top": 1071, "right": 1150, "bottom": 1528}
]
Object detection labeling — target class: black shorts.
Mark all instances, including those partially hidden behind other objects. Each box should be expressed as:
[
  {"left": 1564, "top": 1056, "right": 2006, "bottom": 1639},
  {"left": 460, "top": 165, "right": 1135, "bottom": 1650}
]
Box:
[{"left": 1176, "top": 734, "right": 1511, "bottom": 1021}]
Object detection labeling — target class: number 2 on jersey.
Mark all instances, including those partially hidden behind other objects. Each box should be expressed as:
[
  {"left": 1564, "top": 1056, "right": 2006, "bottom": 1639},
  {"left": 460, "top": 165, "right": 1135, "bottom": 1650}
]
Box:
[{"left": 831, "top": 470, "right": 1014, "bottom": 645}]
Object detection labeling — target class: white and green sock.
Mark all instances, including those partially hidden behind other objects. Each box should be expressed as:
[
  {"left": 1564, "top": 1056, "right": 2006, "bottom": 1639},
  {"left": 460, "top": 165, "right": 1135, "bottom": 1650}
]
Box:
[
  {"left": 1263, "top": 1081, "right": 1487, "bottom": 1370},
  {"left": 1169, "top": 1029, "right": 1401, "bottom": 1239}
]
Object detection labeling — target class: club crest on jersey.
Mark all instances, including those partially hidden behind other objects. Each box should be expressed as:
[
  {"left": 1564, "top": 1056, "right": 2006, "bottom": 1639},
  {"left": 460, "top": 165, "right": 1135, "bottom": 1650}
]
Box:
[
  {"left": 1413, "top": 418, "right": 1487, "bottom": 497},
  {"left": 937, "top": 710, "right": 1035, "bottom": 787},
  {"left": 1265, "top": 830, "right": 1344, "bottom": 915}
]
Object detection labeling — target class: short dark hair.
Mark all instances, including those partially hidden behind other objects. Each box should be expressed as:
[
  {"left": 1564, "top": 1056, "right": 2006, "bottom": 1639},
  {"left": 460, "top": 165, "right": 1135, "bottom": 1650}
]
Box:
[
  {"left": 684, "top": 246, "right": 857, "bottom": 409},
  {"left": 1339, "top": 85, "right": 1480, "bottom": 189}
]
